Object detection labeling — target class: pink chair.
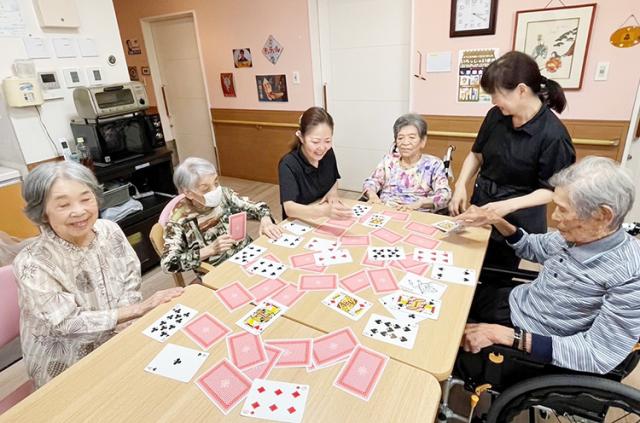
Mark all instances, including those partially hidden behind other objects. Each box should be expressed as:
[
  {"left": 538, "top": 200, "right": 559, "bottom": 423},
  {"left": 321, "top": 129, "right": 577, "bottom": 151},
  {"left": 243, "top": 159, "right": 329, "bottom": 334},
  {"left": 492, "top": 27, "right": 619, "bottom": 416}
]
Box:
[
  {"left": 158, "top": 194, "right": 185, "bottom": 227},
  {"left": 0, "top": 265, "right": 34, "bottom": 415}
]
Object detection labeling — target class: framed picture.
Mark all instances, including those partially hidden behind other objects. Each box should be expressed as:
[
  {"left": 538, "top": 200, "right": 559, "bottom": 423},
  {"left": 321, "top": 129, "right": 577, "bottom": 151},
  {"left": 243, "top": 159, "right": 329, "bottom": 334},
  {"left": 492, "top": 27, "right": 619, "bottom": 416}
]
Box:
[
  {"left": 220, "top": 73, "right": 236, "bottom": 97},
  {"left": 128, "top": 66, "right": 139, "bottom": 81},
  {"left": 233, "top": 48, "right": 252, "bottom": 68},
  {"left": 450, "top": 0, "right": 498, "bottom": 37},
  {"left": 255, "top": 74, "right": 288, "bottom": 102},
  {"left": 513, "top": 3, "right": 596, "bottom": 90},
  {"left": 141, "top": 66, "right": 151, "bottom": 76}
]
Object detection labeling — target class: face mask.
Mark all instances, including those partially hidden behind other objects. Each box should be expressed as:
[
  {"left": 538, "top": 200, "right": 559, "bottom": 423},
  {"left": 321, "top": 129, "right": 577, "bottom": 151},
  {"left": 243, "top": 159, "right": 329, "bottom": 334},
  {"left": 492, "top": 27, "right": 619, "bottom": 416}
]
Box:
[{"left": 203, "top": 186, "right": 222, "bottom": 207}]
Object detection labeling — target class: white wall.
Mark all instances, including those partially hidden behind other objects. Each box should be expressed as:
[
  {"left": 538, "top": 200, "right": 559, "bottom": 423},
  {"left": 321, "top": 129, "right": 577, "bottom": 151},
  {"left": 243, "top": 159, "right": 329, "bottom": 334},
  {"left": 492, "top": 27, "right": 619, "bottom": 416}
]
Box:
[{"left": 0, "top": 0, "right": 129, "bottom": 165}]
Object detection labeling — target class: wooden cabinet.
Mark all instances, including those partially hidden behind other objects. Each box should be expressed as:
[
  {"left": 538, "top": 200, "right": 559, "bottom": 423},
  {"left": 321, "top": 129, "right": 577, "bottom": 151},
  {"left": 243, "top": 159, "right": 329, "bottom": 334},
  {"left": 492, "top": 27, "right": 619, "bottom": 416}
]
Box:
[{"left": 0, "top": 180, "right": 39, "bottom": 239}]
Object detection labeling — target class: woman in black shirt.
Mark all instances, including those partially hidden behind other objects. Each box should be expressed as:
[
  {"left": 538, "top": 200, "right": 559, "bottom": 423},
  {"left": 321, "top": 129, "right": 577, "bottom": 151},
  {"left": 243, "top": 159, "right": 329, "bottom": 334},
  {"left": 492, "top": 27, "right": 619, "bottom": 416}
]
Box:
[
  {"left": 278, "top": 107, "right": 352, "bottom": 220},
  {"left": 450, "top": 51, "right": 576, "bottom": 271}
]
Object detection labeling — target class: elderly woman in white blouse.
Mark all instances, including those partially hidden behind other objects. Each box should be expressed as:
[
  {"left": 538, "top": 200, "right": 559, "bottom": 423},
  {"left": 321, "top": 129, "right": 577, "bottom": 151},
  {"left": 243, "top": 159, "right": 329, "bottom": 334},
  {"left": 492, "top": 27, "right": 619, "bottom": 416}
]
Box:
[{"left": 13, "top": 161, "right": 183, "bottom": 388}]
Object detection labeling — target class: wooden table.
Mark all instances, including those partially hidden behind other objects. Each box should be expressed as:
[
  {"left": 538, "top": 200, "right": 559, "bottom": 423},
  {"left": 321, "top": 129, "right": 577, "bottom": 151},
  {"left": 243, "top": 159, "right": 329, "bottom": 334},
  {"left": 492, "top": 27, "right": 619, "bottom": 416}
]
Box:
[
  {"left": 203, "top": 202, "right": 491, "bottom": 380},
  {"left": 1, "top": 285, "right": 441, "bottom": 422}
]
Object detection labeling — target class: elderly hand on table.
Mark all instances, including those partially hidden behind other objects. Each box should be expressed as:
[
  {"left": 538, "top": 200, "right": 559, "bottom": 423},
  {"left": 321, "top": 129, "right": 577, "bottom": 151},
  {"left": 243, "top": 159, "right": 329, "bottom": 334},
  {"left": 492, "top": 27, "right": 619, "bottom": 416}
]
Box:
[
  {"left": 260, "top": 216, "right": 282, "bottom": 239},
  {"left": 454, "top": 205, "right": 502, "bottom": 228},
  {"left": 462, "top": 323, "right": 515, "bottom": 354}
]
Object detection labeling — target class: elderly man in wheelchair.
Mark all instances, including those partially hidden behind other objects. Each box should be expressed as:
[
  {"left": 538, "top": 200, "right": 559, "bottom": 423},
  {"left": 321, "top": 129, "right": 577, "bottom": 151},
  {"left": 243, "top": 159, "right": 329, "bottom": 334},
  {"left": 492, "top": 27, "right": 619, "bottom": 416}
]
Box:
[{"left": 439, "top": 156, "right": 640, "bottom": 422}]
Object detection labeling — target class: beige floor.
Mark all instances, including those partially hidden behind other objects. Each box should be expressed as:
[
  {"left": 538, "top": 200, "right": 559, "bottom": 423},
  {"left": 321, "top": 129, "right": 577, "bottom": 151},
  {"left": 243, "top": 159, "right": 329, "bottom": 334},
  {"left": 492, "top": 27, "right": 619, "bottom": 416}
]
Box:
[{"left": 1, "top": 176, "right": 638, "bottom": 421}]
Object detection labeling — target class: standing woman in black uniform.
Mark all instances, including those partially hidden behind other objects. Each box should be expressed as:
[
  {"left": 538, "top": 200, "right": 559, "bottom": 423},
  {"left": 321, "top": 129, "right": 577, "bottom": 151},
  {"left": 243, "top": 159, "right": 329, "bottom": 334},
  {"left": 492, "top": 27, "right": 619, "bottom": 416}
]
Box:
[
  {"left": 450, "top": 51, "right": 576, "bottom": 272},
  {"left": 278, "top": 107, "right": 352, "bottom": 221}
]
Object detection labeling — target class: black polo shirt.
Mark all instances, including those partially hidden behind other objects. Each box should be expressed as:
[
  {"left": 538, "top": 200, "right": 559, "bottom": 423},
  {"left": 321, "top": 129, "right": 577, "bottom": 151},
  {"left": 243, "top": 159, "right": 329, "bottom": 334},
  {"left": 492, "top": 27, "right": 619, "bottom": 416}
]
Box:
[
  {"left": 472, "top": 105, "right": 575, "bottom": 191},
  {"left": 278, "top": 146, "right": 340, "bottom": 217}
]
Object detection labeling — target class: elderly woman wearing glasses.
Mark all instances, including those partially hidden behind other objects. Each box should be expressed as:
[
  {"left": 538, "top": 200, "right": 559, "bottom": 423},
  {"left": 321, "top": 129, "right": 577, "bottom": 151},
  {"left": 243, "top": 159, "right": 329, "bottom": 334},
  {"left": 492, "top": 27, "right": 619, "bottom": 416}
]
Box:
[
  {"left": 13, "top": 161, "right": 183, "bottom": 388},
  {"left": 362, "top": 113, "right": 452, "bottom": 212}
]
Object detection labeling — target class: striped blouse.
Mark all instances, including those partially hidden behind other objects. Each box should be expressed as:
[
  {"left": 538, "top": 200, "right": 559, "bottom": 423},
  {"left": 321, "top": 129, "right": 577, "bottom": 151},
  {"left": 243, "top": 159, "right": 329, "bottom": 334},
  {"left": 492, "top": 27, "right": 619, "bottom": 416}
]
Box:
[{"left": 508, "top": 228, "right": 640, "bottom": 374}]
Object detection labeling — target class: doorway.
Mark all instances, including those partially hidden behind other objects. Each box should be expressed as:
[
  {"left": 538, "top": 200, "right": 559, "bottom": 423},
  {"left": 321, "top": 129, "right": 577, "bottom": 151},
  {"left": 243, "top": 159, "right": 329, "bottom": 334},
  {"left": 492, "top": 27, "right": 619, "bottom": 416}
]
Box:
[
  {"left": 141, "top": 13, "right": 218, "bottom": 167},
  {"left": 310, "top": 0, "right": 411, "bottom": 191}
]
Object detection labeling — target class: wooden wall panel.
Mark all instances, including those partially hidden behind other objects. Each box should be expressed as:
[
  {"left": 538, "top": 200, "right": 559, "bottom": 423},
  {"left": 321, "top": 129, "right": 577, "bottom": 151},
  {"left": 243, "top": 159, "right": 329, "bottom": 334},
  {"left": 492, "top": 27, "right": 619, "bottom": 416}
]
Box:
[{"left": 211, "top": 109, "right": 301, "bottom": 184}]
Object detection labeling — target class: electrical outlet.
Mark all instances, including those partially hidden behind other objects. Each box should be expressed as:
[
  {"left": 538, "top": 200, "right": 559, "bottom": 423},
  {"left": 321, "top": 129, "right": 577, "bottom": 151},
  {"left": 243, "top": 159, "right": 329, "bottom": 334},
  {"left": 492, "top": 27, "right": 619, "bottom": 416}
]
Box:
[{"left": 595, "top": 62, "right": 609, "bottom": 81}]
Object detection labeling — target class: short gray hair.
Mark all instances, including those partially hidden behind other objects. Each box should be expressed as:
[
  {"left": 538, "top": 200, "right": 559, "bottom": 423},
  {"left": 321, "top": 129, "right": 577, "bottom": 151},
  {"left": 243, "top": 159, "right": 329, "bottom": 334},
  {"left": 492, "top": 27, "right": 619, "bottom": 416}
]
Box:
[
  {"left": 393, "top": 113, "right": 428, "bottom": 140},
  {"left": 173, "top": 157, "right": 217, "bottom": 193},
  {"left": 550, "top": 156, "right": 634, "bottom": 229},
  {"left": 23, "top": 161, "right": 102, "bottom": 226}
]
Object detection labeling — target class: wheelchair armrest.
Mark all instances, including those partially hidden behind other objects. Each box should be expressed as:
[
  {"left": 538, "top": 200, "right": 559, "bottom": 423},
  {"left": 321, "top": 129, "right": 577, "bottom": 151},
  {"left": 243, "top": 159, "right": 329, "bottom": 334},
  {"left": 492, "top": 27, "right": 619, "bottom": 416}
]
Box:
[{"left": 481, "top": 266, "right": 539, "bottom": 282}]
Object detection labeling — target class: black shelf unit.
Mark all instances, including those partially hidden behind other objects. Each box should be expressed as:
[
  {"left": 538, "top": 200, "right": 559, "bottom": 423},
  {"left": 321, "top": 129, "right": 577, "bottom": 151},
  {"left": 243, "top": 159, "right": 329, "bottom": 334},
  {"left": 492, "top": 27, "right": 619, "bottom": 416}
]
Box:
[{"left": 96, "top": 148, "right": 176, "bottom": 273}]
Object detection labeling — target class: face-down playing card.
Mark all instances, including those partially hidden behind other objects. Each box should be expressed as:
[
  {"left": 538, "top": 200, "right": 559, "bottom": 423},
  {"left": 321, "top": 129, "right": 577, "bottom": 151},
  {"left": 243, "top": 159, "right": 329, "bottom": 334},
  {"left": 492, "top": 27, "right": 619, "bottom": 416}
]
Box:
[
  {"left": 196, "top": 358, "right": 253, "bottom": 415},
  {"left": 142, "top": 303, "right": 198, "bottom": 342},
  {"left": 182, "top": 312, "right": 231, "bottom": 350},
  {"left": 333, "top": 344, "right": 388, "bottom": 401},
  {"left": 312, "top": 327, "right": 358, "bottom": 368},
  {"left": 229, "top": 212, "right": 247, "bottom": 241},
  {"left": 226, "top": 331, "right": 268, "bottom": 370},
  {"left": 215, "top": 281, "right": 254, "bottom": 311},
  {"left": 265, "top": 339, "right": 313, "bottom": 368}
]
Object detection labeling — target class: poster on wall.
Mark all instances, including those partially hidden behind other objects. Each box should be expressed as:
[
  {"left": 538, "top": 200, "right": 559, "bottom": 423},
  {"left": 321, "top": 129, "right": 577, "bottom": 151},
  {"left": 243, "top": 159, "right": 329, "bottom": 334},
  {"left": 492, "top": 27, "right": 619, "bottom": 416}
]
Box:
[
  {"left": 513, "top": 4, "right": 596, "bottom": 90},
  {"left": 126, "top": 39, "right": 141, "bottom": 55},
  {"left": 457, "top": 48, "right": 499, "bottom": 103},
  {"left": 256, "top": 74, "right": 288, "bottom": 102},
  {"left": 233, "top": 48, "right": 252, "bottom": 68},
  {"left": 220, "top": 73, "right": 236, "bottom": 97},
  {"left": 262, "top": 35, "right": 283, "bottom": 65},
  {"left": 128, "top": 66, "right": 139, "bottom": 81}
]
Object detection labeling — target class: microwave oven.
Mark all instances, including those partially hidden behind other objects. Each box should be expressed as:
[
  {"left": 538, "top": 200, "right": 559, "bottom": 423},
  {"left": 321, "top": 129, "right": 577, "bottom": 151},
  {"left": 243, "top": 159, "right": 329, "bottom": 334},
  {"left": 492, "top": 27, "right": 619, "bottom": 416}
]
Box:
[
  {"left": 73, "top": 82, "right": 148, "bottom": 119},
  {"left": 70, "top": 113, "right": 166, "bottom": 164}
]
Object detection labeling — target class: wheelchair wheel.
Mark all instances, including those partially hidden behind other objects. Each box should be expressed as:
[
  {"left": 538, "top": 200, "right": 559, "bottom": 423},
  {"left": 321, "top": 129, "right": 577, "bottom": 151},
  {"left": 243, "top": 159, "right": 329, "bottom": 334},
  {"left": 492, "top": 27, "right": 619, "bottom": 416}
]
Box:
[{"left": 486, "top": 374, "right": 640, "bottom": 423}]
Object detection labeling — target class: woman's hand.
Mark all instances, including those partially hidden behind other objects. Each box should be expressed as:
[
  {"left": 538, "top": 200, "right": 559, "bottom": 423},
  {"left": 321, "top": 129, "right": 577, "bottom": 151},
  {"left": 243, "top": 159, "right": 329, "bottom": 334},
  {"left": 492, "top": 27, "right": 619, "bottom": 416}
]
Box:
[
  {"left": 449, "top": 185, "right": 468, "bottom": 216},
  {"left": 366, "top": 191, "right": 382, "bottom": 204},
  {"left": 260, "top": 216, "right": 282, "bottom": 240},
  {"left": 481, "top": 199, "right": 516, "bottom": 218},
  {"left": 322, "top": 199, "right": 352, "bottom": 220},
  {"left": 202, "top": 235, "right": 235, "bottom": 258},
  {"left": 140, "top": 287, "right": 184, "bottom": 316}
]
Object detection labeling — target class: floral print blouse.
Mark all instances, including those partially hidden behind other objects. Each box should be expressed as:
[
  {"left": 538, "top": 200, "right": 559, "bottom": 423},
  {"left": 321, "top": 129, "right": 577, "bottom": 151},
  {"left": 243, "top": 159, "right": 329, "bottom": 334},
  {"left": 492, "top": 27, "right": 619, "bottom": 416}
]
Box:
[
  {"left": 362, "top": 153, "right": 452, "bottom": 211},
  {"left": 13, "top": 219, "right": 142, "bottom": 388}
]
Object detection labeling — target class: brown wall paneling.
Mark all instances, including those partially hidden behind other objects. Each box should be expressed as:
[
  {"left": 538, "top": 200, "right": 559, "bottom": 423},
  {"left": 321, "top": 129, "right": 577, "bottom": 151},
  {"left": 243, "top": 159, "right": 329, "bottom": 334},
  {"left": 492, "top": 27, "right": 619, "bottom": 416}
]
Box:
[{"left": 211, "top": 109, "right": 302, "bottom": 184}]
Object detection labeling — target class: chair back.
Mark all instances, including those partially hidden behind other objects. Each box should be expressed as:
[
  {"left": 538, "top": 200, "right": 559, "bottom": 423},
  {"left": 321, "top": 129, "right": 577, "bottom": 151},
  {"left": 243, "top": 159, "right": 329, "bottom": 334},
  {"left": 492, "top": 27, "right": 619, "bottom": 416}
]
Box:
[
  {"left": 158, "top": 194, "right": 185, "bottom": 227},
  {"left": 149, "top": 223, "right": 185, "bottom": 287},
  {"left": 0, "top": 265, "right": 20, "bottom": 349}
]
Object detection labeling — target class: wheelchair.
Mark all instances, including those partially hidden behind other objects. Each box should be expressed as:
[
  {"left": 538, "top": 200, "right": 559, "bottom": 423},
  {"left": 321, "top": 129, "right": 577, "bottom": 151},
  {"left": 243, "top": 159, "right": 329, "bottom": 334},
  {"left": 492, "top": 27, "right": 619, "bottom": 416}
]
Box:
[{"left": 438, "top": 262, "right": 640, "bottom": 423}]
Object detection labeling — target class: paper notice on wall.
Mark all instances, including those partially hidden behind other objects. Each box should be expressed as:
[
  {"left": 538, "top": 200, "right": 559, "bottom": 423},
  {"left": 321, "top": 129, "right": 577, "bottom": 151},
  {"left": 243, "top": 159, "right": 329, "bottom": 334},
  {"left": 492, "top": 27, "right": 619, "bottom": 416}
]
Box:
[
  {"left": 426, "top": 52, "right": 452, "bottom": 73},
  {"left": 0, "top": 0, "right": 26, "bottom": 37},
  {"left": 457, "top": 48, "right": 499, "bottom": 103}
]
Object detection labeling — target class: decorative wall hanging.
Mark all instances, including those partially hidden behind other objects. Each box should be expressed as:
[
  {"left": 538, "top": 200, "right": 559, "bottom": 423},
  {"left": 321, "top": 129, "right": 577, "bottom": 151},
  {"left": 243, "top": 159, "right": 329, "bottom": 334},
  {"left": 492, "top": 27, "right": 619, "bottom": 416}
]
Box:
[
  {"left": 610, "top": 14, "right": 640, "bottom": 48},
  {"left": 128, "top": 66, "right": 139, "bottom": 81},
  {"left": 256, "top": 74, "right": 288, "bottom": 102},
  {"left": 220, "top": 73, "right": 236, "bottom": 97},
  {"left": 457, "top": 48, "right": 499, "bottom": 103},
  {"left": 141, "top": 66, "right": 151, "bottom": 76},
  {"left": 262, "top": 35, "right": 283, "bottom": 65},
  {"left": 233, "top": 48, "right": 252, "bottom": 68},
  {"left": 126, "top": 39, "right": 141, "bottom": 55},
  {"left": 513, "top": 3, "right": 596, "bottom": 90}
]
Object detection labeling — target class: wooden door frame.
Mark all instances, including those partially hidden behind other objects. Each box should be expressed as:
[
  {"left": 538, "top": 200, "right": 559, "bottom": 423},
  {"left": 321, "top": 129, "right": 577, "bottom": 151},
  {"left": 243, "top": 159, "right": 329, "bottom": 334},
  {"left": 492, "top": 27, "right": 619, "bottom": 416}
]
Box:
[{"left": 140, "top": 10, "right": 220, "bottom": 169}]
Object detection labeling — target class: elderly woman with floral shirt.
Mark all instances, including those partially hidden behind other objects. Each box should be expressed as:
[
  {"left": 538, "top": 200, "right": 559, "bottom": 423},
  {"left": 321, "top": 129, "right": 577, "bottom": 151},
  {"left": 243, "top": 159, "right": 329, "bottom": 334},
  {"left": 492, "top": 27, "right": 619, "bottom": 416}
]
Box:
[
  {"left": 13, "top": 162, "right": 183, "bottom": 388},
  {"left": 161, "top": 157, "right": 281, "bottom": 273},
  {"left": 362, "top": 114, "right": 452, "bottom": 212}
]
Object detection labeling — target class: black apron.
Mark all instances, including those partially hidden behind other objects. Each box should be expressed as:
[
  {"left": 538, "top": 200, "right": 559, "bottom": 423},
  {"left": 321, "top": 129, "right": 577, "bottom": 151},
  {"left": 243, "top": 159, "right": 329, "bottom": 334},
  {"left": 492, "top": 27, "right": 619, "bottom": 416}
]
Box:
[{"left": 471, "top": 174, "right": 547, "bottom": 271}]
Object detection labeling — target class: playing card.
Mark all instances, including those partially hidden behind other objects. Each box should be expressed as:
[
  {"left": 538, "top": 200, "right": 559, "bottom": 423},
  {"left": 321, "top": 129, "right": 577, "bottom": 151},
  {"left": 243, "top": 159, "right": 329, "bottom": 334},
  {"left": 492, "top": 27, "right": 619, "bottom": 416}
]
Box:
[
  {"left": 196, "top": 358, "right": 252, "bottom": 415},
  {"left": 229, "top": 212, "right": 247, "bottom": 241},
  {"left": 321, "top": 288, "right": 373, "bottom": 321},
  {"left": 243, "top": 345, "right": 283, "bottom": 381},
  {"left": 333, "top": 344, "right": 388, "bottom": 401},
  {"left": 313, "top": 249, "right": 353, "bottom": 266},
  {"left": 236, "top": 300, "right": 289, "bottom": 336},
  {"left": 182, "top": 312, "right": 231, "bottom": 350},
  {"left": 382, "top": 210, "right": 409, "bottom": 221},
  {"left": 362, "top": 213, "right": 391, "bottom": 229},
  {"left": 227, "top": 331, "right": 268, "bottom": 370},
  {"left": 378, "top": 292, "right": 429, "bottom": 323},
  {"left": 431, "top": 265, "right": 476, "bottom": 285},
  {"left": 142, "top": 304, "right": 198, "bottom": 342},
  {"left": 362, "top": 313, "right": 419, "bottom": 350},
  {"left": 351, "top": 204, "right": 372, "bottom": 218},
  {"left": 266, "top": 339, "right": 313, "bottom": 368},
  {"left": 229, "top": 244, "right": 267, "bottom": 265},
  {"left": 398, "top": 273, "right": 447, "bottom": 300},
  {"left": 289, "top": 252, "right": 317, "bottom": 268},
  {"left": 361, "top": 253, "right": 388, "bottom": 268},
  {"left": 241, "top": 379, "right": 310, "bottom": 423},
  {"left": 340, "top": 234, "right": 370, "bottom": 246},
  {"left": 433, "top": 219, "right": 464, "bottom": 233},
  {"left": 390, "top": 254, "right": 425, "bottom": 271},
  {"left": 312, "top": 327, "right": 358, "bottom": 368},
  {"left": 367, "top": 268, "right": 399, "bottom": 294},
  {"left": 380, "top": 292, "right": 442, "bottom": 320},
  {"left": 367, "top": 246, "right": 406, "bottom": 262},
  {"left": 339, "top": 270, "right": 371, "bottom": 293},
  {"left": 404, "top": 221, "right": 439, "bottom": 236},
  {"left": 268, "top": 234, "right": 303, "bottom": 248},
  {"left": 144, "top": 343, "right": 209, "bottom": 382},
  {"left": 270, "top": 284, "right": 306, "bottom": 307},
  {"left": 249, "top": 278, "right": 288, "bottom": 302},
  {"left": 298, "top": 274, "right": 338, "bottom": 291},
  {"left": 413, "top": 248, "right": 454, "bottom": 265},
  {"left": 216, "top": 281, "right": 254, "bottom": 312},
  {"left": 403, "top": 233, "right": 440, "bottom": 249},
  {"left": 247, "top": 258, "right": 288, "bottom": 280},
  {"left": 304, "top": 237, "right": 339, "bottom": 252},
  {"left": 282, "top": 219, "right": 313, "bottom": 236},
  {"left": 315, "top": 224, "right": 347, "bottom": 237},
  {"left": 371, "top": 228, "right": 403, "bottom": 244},
  {"left": 326, "top": 217, "right": 356, "bottom": 228}
]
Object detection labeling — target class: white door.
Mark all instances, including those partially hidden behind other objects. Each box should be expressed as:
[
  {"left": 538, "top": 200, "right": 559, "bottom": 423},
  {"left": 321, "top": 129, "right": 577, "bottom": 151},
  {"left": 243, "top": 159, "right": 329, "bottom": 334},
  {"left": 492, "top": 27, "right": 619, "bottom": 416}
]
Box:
[
  {"left": 623, "top": 80, "right": 640, "bottom": 221},
  {"left": 147, "top": 16, "right": 217, "bottom": 165},
  {"left": 314, "top": 0, "right": 411, "bottom": 191}
]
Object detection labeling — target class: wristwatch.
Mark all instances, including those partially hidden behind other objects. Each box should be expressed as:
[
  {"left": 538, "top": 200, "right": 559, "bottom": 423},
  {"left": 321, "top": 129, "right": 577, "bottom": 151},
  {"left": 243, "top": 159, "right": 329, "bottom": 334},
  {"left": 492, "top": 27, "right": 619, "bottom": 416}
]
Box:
[{"left": 512, "top": 327, "right": 523, "bottom": 350}]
